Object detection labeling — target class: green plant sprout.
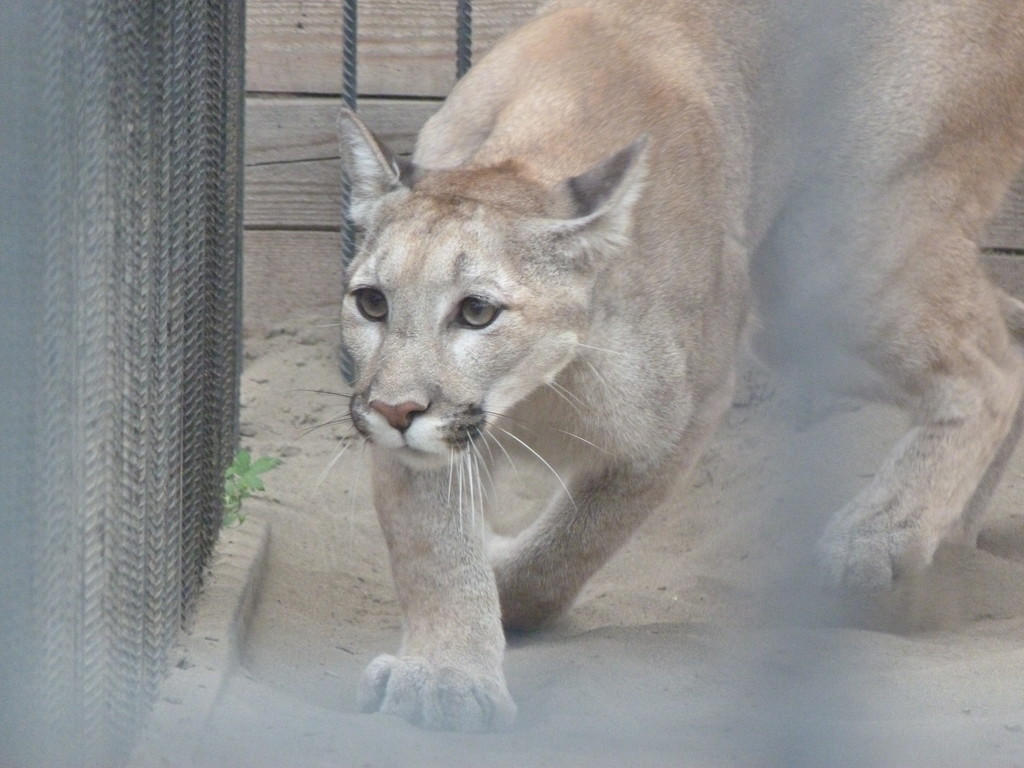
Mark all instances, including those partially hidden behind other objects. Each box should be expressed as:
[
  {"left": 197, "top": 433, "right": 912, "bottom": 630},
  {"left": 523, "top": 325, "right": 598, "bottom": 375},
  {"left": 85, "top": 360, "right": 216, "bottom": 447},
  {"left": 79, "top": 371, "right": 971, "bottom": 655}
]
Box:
[{"left": 223, "top": 449, "right": 282, "bottom": 527}]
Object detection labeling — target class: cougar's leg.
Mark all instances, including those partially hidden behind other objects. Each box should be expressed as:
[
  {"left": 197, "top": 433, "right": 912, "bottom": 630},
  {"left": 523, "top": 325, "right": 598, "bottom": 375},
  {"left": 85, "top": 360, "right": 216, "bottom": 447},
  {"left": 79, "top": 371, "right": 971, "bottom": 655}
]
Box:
[
  {"left": 816, "top": 228, "right": 1024, "bottom": 590},
  {"left": 360, "top": 450, "right": 517, "bottom": 731},
  {"left": 957, "top": 390, "right": 1024, "bottom": 545},
  {"left": 489, "top": 381, "right": 734, "bottom": 631}
]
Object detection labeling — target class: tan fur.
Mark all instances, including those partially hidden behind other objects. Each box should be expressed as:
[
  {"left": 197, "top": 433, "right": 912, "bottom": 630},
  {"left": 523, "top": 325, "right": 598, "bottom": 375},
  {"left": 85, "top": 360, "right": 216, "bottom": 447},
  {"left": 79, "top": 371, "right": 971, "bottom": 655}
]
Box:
[{"left": 338, "top": 0, "right": 1024, "bottom": 731}]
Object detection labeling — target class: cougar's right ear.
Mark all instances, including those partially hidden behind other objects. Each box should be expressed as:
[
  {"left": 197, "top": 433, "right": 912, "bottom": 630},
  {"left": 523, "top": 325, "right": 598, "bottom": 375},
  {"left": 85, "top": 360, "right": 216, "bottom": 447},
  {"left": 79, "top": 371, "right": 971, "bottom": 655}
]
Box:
[
  {"left": 339, "top": 108, "right": 418, "bottom": 226},
  {"left": 528, "top": 136, "right": 649, "bottom": 269}
]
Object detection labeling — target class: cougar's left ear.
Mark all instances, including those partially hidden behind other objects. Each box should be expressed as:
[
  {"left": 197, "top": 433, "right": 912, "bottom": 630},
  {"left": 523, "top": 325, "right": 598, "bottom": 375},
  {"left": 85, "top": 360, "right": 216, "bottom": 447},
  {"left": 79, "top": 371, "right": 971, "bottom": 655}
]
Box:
[
  {"left": 339, "top": 108, "right": 418, "bottom": 227},
  {"left": 540, "top": 136, "right": 649, "bottom": 263}
]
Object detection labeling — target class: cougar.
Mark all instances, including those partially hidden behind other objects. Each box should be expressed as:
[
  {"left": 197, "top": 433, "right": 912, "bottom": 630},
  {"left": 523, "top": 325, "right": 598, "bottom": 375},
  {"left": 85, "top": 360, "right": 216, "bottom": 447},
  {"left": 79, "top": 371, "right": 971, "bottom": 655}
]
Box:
[{"left": 336, "top": 0, "right": 1024, "bottom": 731}]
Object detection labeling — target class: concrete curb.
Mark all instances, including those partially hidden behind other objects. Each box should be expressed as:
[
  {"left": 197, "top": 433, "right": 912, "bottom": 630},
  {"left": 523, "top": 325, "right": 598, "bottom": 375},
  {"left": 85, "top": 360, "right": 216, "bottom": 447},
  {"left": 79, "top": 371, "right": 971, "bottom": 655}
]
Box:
[{"left": 130, "top": 515, "right": 271, "bottom": 767}]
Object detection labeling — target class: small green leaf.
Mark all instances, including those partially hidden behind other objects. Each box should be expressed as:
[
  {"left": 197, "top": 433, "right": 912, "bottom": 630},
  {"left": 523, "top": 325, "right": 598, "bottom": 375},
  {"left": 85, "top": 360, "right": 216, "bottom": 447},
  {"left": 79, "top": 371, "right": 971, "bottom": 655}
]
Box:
[
  {"left": 222, "top": 449, "right": 282, "bottom": 527},
  {"left": 231, "top": 450, "right": 252, "bottom": 472},
  {"left": 252, "top": 456, "right": 282, "bottom": 474}
]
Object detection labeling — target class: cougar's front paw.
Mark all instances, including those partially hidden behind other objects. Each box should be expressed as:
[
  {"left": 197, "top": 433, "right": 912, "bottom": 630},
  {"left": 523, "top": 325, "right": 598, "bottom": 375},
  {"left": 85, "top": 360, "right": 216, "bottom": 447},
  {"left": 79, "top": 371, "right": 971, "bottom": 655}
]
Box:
[
  {"left": 816, "top": 502, "right": 937, "bottom": 591},
  {"left": 358, "top": 654, "right": 517, "bottom": 732}
]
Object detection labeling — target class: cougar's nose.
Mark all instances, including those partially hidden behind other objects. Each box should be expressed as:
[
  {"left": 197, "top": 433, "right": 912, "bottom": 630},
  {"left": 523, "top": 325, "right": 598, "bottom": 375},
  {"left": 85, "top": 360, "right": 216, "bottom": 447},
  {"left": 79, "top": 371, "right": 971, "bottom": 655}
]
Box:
[{"left": 368, "top": 399, "right": 429, "bottom": 432}]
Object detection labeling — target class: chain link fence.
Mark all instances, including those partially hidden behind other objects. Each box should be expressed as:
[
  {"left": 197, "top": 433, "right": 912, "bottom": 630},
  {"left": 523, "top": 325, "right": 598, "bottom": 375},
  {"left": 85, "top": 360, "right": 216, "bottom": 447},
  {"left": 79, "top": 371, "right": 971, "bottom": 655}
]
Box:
[{"left": 0, "top": 0, "right": 244, "bottom": 765}]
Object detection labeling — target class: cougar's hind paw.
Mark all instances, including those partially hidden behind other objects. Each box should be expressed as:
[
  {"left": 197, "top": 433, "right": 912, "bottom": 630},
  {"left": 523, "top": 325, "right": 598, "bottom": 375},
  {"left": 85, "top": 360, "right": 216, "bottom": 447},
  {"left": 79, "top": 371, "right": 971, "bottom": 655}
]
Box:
[{"left": 816, "top": 503, "right": 938, "bottom": 592}]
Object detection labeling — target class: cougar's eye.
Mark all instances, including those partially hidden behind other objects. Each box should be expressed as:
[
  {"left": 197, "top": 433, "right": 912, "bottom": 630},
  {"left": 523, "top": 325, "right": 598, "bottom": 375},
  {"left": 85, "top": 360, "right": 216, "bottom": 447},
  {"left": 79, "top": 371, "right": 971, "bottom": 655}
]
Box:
[
  {"left": 353, "top": 287, "right": 388, "bottom": 321},
  {"left": 457, "top": 296, "right": 501, "bottom": 329}
]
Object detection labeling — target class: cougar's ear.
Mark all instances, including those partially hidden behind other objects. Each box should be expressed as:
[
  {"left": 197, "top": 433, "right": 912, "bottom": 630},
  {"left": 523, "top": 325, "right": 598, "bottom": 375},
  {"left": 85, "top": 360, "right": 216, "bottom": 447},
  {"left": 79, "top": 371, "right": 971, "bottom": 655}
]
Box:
[
  {"left": 539, "top": 136, "right": 649, "bottom": 264},
  {"left": 339, "top": 108, "right": 418, "bottom": 226}
]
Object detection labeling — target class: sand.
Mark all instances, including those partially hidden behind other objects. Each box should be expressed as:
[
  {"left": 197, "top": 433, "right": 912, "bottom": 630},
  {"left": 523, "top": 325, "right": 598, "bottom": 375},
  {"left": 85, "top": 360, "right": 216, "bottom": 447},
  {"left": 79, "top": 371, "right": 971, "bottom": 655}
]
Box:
[{"left": 147, "top": 259, "right": 1024, "bottom": 767}]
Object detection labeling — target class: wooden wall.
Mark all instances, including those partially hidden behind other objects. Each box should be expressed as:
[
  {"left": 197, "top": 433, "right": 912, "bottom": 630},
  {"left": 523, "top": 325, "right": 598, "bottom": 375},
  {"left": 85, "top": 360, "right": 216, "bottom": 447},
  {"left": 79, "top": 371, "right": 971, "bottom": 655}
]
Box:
[
  {"left": 243, "top": 0, "right": 1024, "bottom": 329},
  {"left": 244, "top": 0, "right": 542, "bottom": 329}
]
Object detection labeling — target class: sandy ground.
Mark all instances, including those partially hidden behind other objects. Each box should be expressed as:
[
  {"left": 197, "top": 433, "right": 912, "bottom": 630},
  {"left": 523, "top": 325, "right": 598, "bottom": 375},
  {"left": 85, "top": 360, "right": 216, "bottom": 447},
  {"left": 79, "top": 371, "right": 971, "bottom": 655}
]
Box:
[{"left": 159, "top": 261, "right": 1024, "bottom": 767}]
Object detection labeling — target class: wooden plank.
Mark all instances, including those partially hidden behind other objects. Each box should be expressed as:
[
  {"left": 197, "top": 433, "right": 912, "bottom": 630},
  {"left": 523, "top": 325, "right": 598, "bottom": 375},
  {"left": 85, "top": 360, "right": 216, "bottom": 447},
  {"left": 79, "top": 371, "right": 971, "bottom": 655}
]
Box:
[
  {"left": 988, "top": 176, "right": 1024, "bottom": 252},
  {"left": 246, "top": 0, "right": 540, "bottom": 96},
  {"left": 246, "top": 99, "right": 1024, "bottom": 250},
  {"left": 242, "top": 237, "right": 1024, "bottom": 351},
  {"left": 245, "top": 97, "right": 438, "bottom": 229},
  {"left": 243, "top": 230, "right": 342, "bottom": 334},
  {"left": 982, "top": 252, "right": 1024, "bottom": 298},
  {"left": 246, "top": 96, "right": 436, "bottom": 163}
]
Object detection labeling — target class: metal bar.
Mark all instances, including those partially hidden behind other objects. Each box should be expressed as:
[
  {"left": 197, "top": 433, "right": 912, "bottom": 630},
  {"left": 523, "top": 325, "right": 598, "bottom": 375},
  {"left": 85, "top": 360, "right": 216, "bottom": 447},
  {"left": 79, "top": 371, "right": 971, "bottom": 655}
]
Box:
[
  {"left": 456, "top": 0, "right": 472, "bottom": 79},
  {"left": 340, "top": 0, "right": 359, "bottom": 383},
  {"left": 340, "top": 0, "right": 358, "bottom": 266}
]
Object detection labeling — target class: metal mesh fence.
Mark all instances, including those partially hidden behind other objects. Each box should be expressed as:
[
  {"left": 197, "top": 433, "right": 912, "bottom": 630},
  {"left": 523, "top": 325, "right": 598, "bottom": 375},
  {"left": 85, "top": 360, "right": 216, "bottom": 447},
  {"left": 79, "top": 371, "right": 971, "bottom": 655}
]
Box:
[{"left": 0, "top": 0, "right": 244, "bottom": 765}]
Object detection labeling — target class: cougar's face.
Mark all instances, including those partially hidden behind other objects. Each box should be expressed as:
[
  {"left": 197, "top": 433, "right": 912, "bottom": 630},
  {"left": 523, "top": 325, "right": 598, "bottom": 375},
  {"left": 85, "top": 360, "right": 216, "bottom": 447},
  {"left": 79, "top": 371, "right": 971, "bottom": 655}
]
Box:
[{"left": 342, "top": 194, "right": 590, "bottom": 470}]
